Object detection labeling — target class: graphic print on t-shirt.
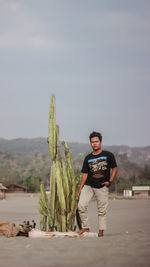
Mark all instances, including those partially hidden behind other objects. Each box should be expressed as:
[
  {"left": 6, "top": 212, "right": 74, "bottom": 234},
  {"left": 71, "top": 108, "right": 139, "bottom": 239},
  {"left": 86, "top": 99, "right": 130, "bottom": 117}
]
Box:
[{"left": 88, "top": 156, "right": 107, "bottom": 179}]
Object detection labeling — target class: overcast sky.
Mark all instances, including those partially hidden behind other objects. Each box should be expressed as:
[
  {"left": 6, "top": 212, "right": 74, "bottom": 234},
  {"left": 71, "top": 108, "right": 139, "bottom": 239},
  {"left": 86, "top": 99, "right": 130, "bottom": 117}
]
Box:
[{"left": 0, "top": 0, "right": 150, "bottom": 147}]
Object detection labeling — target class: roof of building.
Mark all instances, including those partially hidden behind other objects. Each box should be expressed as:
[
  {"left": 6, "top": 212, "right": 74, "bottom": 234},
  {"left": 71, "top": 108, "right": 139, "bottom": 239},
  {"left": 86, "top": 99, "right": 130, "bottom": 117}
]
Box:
[
  {"left": 132, "top": 186, "right": 150, "bottom": 191},
  {"left": 0, "top": 183, "right": 8, "bottom": 190},
  {"left": 6, "top": 184, "right": 27, "bottom": 190}
]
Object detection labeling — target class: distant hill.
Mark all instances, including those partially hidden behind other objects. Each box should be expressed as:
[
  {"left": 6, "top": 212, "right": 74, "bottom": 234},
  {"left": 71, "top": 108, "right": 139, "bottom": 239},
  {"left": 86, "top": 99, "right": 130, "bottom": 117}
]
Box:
[
  {"left": 0, "top": 138, "right": 150, "bottom": 165},
  {"left": 0, "top": 138, "right": 48, "bottom": 154}
]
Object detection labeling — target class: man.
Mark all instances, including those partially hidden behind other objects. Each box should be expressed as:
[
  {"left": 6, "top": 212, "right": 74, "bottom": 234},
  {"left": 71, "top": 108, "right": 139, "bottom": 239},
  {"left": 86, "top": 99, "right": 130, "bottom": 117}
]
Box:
[{"left": 77, "top": 131, "right": 117, "bottom": 237}]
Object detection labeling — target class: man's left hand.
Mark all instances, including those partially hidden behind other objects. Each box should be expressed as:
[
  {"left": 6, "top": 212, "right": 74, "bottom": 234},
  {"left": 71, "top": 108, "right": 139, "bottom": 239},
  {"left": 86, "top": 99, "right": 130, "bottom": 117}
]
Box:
[{"left": 102, "top": 181, "right": 110, "bottom": 187}]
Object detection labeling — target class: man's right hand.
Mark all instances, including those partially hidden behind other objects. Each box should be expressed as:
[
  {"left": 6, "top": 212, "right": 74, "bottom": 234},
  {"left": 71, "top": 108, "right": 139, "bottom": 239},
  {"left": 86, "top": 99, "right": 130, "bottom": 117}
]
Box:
[
  {"left": 77, "top": 173, "right": 88, "bottom": 199},
  {"left": 78, "top": 189, "right": 81, "bottom": 198}
]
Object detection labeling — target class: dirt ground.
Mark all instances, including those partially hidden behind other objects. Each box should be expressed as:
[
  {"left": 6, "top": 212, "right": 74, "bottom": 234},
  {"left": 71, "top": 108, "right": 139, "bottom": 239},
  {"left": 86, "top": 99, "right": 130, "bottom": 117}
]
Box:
[{"left": 0, "top": 193, "right": 150, "bottom": 267}]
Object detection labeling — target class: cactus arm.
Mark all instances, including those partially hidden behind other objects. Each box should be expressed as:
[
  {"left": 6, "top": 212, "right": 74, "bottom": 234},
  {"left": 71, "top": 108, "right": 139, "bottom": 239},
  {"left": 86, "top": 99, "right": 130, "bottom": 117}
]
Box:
[
  {"left": 48, "top": 160, "right": 56, "bottom": 231},
  {"left": 55, "top": 160, "right": 66, "bottom": 232},
  {"left": 49, "top": 94, "right": 56, "bottom": 160},
  {"left": 38, "top": 184, "right": 49, "bottom": 230},
  {"left": 40, "top": 215, "right": 47, "bottom": 231}
]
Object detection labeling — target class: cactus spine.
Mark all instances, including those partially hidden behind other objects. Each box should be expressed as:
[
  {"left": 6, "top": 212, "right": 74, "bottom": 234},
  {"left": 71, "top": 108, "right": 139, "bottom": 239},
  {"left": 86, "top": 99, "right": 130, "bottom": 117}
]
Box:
[{"left": 38, "top": 94, "right": 80, "bottom": 232}]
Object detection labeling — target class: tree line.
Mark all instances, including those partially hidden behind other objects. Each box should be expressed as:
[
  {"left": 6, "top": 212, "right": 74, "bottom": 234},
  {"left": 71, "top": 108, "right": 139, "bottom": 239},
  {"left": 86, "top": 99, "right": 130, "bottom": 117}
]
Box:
[{"left": 0, "top": 151, "right": 150, "bottom": 193}]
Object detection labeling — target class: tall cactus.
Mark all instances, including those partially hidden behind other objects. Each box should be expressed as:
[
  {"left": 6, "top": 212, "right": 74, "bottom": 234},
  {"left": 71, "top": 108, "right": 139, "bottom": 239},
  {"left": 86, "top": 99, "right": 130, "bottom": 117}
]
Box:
[{"left": 38, "top": 94, "right": 80, "bottom": 232}]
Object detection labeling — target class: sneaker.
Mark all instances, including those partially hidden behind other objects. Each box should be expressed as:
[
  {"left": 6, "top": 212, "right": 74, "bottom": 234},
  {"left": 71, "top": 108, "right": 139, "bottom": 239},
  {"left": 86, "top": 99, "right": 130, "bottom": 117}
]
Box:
[
  {"left": 77, "top": 228, "right": 90, "bottom": 235},
  {"left": 98, "top": 229, "right": 104, "bottom": 237}
]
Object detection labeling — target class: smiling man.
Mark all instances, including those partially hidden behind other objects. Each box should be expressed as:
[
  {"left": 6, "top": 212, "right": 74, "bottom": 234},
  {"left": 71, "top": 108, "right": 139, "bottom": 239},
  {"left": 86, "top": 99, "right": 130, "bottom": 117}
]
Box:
[{"left": 77, "top": 131, "right": 117, "bottom": 237}]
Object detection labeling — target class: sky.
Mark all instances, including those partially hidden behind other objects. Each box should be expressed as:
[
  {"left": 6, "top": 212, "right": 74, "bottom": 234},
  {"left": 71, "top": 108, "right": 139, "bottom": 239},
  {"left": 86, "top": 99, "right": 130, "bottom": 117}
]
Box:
[{"left": 0, "top": 0, "right": 150, "bottom": 147}]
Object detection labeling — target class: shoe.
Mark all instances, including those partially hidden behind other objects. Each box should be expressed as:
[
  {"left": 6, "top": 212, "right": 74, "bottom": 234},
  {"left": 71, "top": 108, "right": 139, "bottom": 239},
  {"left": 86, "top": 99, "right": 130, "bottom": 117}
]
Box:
[
  {"left": 98, "top": 229, "right": 104, "bottom": 237},
  {"left": 77, "top": 228, "right": 90, "bottom": 235}
]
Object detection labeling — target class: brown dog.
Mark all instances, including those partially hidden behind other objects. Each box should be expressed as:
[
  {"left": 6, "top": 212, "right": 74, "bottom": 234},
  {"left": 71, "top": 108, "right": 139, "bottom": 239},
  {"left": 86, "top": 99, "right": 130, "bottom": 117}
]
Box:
[
  {"left": 0, "top": 220, "right": 36, "bottom": 237},
  {"left": 0, "top": 222, "right": 20, "bottom": 237}
]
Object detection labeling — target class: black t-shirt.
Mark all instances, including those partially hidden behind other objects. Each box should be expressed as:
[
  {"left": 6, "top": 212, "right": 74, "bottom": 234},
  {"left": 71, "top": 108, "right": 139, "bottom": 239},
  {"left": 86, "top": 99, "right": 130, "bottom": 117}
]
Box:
[{"left": 81, "top": 150, "right": 117, "bottom": 188}]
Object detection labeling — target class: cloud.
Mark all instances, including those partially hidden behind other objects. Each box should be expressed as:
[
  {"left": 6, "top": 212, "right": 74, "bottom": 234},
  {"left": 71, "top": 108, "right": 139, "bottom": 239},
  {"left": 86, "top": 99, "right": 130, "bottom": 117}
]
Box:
[
  {"left": 0, "top": 1, "right": 57, "bottom": 50},
  {"left": 0, "top": 31, "right": 57, "bottom": 50}
]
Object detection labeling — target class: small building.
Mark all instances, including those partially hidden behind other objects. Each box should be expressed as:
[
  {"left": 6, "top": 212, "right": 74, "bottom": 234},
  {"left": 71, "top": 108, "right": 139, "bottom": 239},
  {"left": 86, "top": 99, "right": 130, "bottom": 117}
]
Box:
[
  {"left": 6, "top": 184, "right": 27, "bottom": 193},
  {"left": 132, "top": 186, "right": 150, "bottom": 197},
  {"left": 0, "top": 183, "right": 8, "bottom": 199}
]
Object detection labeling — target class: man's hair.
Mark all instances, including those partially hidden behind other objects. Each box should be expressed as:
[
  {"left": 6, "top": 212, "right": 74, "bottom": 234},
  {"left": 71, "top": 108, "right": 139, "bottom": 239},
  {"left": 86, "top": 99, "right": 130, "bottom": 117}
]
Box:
[{"left": 89, "top": 131, "right": 102, "bottom": 142}]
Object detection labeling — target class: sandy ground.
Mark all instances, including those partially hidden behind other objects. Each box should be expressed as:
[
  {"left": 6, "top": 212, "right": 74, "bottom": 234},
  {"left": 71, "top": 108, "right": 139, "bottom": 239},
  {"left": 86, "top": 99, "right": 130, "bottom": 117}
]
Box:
[{"left": 0, "top": 194, "right": 150, "bottom": 267}]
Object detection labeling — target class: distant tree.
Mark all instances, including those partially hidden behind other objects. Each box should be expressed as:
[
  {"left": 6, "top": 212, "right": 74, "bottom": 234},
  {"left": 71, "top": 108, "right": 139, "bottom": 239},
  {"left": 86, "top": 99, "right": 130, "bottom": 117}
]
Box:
[
  {"left": 24, "top": 175, "right": 42, "bottom": 192},
  {"left": 138, "top": 165, "right": 150, "bottom": 182},
  {"left": 110, "top": 176, "right": 133, "bottom": 193}
]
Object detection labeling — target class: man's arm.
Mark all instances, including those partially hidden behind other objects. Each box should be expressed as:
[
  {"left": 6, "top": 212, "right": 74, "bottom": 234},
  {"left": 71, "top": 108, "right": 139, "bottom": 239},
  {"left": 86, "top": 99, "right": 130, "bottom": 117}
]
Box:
[
  {"left": 78, "top": 173, "right": 88, "bottom": 198},
  {"left": 102, "top": 167, "right": 117, "bottom": 187}
]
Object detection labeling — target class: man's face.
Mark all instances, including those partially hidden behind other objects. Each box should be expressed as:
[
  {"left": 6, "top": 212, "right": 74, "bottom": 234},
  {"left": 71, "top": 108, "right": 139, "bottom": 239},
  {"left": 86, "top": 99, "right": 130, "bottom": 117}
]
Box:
[{"left": 90, "top": 137, "right": 102, "bottom": 152}]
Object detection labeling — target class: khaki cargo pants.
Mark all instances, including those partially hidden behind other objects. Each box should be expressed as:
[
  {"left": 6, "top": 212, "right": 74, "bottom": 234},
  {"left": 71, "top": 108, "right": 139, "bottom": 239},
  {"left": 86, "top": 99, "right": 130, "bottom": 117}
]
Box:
[{"left": 78, "top": 185, "right": 109, "bottom": 230}]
